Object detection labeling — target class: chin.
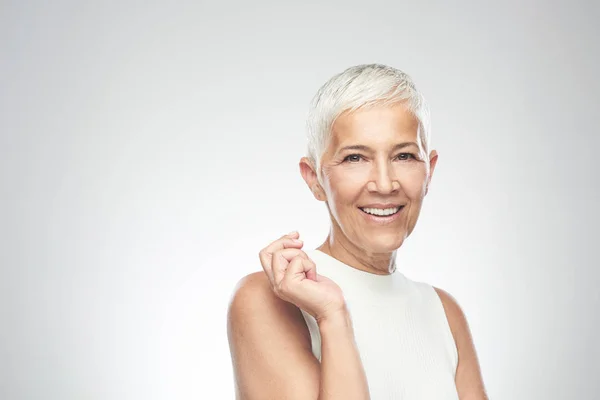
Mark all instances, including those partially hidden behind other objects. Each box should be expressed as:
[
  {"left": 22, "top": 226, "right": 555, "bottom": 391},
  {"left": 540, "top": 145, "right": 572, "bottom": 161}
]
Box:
[{"left": 362, "top": 232, "right": 405, "bottom": 253}]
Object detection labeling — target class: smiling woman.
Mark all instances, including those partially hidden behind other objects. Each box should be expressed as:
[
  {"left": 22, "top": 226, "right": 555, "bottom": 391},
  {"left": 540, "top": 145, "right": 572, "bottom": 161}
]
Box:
[
  {"left": 227, "top": 64, "right": 488, "bottom": 399},
  {"left": 306, "top": 104, "right": 434, "bottom": 259}
]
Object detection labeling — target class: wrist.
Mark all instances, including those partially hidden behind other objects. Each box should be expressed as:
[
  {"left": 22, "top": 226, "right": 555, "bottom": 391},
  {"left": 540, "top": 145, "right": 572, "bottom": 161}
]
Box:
[{"left": 316, "top": 306, "right": 351, "bottom": 329}]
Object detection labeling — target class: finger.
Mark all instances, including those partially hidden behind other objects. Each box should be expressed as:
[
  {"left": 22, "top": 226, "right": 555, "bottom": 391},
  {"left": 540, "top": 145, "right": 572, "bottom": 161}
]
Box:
[
  {"left": 272, "top": 248, "right": 309, "bottom": 286},
  {"left": 284, "top": 231, "right": 300, "bottom": 239},
  {"left": 279, "top": 256, "right": 316, "bottom": 294},
  {"left": 259, "top": 236, "right": 304, "bottom": 274},
  {"left": 270, "top": 234, "right": 304, "bottom": 253},
  {"left": 258, "top": 248, "right": 275, "bottom": 286},
  {"left": 262, "top": 235, "right": 304, "bottom": 264},
  {"left": 287, "top": 256, "right": 316, "bottom": 282},
  {"left": 259, "top": 234, "right": 303, "bottom": 285},
  {"left": 304, "top": 257, "right": 317, "bottom": 281},
  {"left": 276, "top": 255, "right": 305, "bottom": 300},
  {"left": 275, "top": 231, "right": 300, "bottom": 243}
]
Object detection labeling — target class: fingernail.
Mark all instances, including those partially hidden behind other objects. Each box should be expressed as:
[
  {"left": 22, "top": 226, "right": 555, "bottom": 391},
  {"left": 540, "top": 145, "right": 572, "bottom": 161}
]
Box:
[
  {"left": 288, "top": 230, "right": 298, "bottom": 235},
  {"left": 292, "top": 239, "right": 303, "bottom": 243}
]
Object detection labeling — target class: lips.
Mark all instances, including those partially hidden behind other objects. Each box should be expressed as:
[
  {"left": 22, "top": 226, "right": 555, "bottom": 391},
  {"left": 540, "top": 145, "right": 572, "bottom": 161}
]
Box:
[
  {"left": 359, "top": 205, "right": 404, "bottom": 217},
  {"left": 359, "top": 203, "right": 403, "bottom": 209}
]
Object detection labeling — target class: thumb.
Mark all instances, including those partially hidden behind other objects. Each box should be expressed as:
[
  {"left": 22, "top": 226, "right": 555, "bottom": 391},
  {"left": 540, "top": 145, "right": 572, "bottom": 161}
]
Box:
[
  {"left": 287, "top": 256, "right": 317, "bottom": 282},
  {"left": 304, "top": 258, "right": 317, "bottom": 281}
]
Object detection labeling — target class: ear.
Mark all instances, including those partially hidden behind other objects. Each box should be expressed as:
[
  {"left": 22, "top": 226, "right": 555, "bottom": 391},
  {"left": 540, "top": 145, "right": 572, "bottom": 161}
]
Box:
[
  {"left": 425, "top": 150, "right": 438, "bottom": 196},
  {"left": 299, "top": 157, "right": 326, "bottom": 201}
]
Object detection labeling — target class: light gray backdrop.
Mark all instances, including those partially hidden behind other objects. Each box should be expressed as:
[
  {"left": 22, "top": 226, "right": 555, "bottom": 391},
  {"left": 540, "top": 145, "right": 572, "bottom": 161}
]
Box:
[{"left": 1, "top": 1, "right": 598, "bottom": 399}]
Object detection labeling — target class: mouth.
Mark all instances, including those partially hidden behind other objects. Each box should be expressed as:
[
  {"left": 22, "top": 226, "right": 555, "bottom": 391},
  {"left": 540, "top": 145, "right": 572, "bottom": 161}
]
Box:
[{"left": 359, "top": 205, "right": 405, "bottom": 218}]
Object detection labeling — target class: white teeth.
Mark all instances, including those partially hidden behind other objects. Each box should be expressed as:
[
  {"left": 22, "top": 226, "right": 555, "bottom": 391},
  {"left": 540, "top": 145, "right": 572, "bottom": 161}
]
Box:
[{"left": 361, "top": 207, "right": 400, "bottom": 216}]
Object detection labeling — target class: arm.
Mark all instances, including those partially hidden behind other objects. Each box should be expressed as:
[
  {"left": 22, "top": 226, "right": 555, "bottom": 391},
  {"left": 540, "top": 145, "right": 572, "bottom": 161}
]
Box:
[
  {"left": 317, "top": 309, "right": 370, "bottom": 399},
  {"left": 434, "top": 287, "right": 489, "bottom": 400},
  {"left": 227, "top": 272, "right": 370, "bottom": 400}
]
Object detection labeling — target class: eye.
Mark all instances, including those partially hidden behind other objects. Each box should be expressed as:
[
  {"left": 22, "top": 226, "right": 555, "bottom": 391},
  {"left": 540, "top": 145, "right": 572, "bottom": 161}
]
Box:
[
  {"left": 396, "top": 152, "right": 417, "bottom": 161},
  {"left": 343, "top": 154, "right": 363, "bottom": 163}
]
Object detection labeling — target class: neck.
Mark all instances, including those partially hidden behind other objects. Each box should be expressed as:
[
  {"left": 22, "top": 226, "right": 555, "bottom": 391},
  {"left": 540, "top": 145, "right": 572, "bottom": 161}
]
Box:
[{"left": 316, "top": 226, "right": 397, "bottom": 276}]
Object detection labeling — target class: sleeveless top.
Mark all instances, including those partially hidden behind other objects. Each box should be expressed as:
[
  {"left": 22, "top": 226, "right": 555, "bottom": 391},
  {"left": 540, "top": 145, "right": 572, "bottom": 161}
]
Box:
[{"left": 299, "top": 249, "right": 459, "bottom": 400}]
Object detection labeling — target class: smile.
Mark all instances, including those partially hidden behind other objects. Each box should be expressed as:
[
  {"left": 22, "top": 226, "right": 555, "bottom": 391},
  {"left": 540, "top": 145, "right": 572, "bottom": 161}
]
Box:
[
  {"left": 358, "top": 206, "right": 405, "bottom": 223},
  {"left": 359, "top": 206, "right": 402, "bottom": 216}
]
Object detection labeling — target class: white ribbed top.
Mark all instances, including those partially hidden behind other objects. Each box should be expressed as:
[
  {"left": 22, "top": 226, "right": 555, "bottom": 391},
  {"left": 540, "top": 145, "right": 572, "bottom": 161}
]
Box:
[{"left": 300, "top": 249, "right": 459, "bottom": 400}]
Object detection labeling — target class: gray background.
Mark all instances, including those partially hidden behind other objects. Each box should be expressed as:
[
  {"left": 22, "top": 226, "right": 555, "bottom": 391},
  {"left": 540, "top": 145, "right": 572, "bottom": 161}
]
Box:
[{"left": 1, "top": 1, "right": 598, "bottom": 399}]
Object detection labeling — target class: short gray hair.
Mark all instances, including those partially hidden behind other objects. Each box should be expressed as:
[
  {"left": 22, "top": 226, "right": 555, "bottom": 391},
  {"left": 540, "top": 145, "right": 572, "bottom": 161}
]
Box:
[{"left": 306, "top": 64, "right": 431, "bottom": 184}]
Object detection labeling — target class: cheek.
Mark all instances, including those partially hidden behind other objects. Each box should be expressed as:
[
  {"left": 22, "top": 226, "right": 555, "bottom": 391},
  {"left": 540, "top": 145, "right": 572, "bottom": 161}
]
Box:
[
  {"left": 325, "top": 170, "right": 364, "bottom": 204},
  {"left": 399, "top": 169, "right": 428, "bottom": 198}
]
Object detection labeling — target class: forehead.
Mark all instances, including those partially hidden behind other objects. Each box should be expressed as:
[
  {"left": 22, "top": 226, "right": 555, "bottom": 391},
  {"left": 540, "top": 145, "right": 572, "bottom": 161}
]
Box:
[{"left": 329, "top": 103, "right": 419, "bottom": 147}]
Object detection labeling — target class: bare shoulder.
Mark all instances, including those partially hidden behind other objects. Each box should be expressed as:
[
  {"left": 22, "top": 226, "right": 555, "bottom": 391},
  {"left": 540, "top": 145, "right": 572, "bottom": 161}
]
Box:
[
  {"left": 227, "top": 271, "right": 312, "bottom": 344},
  {"left": 432, "top": 287, "right": 466, "bottom": 336},
  {"left": 227, "top": 271, "right": 319, "bottom": 399},
  {"left": 433, "top": 287, "right": 489, "bottom": 400}
]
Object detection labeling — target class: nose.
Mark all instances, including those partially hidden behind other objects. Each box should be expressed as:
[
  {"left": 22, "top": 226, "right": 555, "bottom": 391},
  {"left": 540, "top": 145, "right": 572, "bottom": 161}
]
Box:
[{"left": 367, "top": 160, "right": 400, "bottom": 194}]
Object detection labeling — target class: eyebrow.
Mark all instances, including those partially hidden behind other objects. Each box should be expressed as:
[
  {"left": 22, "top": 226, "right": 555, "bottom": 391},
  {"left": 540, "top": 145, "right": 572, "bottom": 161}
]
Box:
[{"left": 338, "top": 142, "right": 419, "bottom": 153}]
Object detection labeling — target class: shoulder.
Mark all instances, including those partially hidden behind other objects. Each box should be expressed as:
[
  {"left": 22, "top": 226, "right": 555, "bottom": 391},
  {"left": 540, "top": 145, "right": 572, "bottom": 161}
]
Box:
[
  {"left": 432, "top": 286, "right": 489, "bottom": 399},
  {"left": 432, "top": 286, "right": 473, "bottom": 355},
  {"left": 432, "top": 287, "right": 466, "bottom": 335},
  {"left": 228, "top": 271, "right": 271, "bottom": 308},
  {"left": 227, "top": 272, "right": 318, "bottom": 398},
  {"left": 228, "top": 271, "right": 303, "bottom": 318},
  {"left": 227, "top": 271, "right": 312, "bottom": 350}
]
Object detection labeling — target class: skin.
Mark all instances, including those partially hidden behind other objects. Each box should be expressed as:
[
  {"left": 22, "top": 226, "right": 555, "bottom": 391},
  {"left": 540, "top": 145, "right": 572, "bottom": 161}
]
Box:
[
  {"left": 298, "top": 101, "right": 489, "bottom": 399},
  {"left": 227, "top": 101, "right": 488, "bottom": 399},
  {"left": 228, "top": 231, "right": 368, "bottom": 400},
  {"left": 300, "top": 102, "right": 435, "bottom": 274}
]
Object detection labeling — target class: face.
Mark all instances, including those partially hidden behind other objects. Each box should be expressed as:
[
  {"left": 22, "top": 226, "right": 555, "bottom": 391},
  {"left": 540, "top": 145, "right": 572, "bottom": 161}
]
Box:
[{"left": 301, "top": 102, "right": 438, "bottom": 255}]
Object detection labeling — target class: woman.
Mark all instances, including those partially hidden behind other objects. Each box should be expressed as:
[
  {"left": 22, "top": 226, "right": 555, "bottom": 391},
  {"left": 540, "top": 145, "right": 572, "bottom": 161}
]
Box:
[{"left": 227, "top": 64, "right": 488, "bottom": 399}]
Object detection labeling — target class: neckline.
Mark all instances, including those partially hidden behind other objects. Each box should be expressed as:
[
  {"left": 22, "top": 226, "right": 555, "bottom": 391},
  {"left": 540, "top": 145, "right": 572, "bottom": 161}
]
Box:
[{"left": 313, "top": 249, "right": 398, "bottom": 279}]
